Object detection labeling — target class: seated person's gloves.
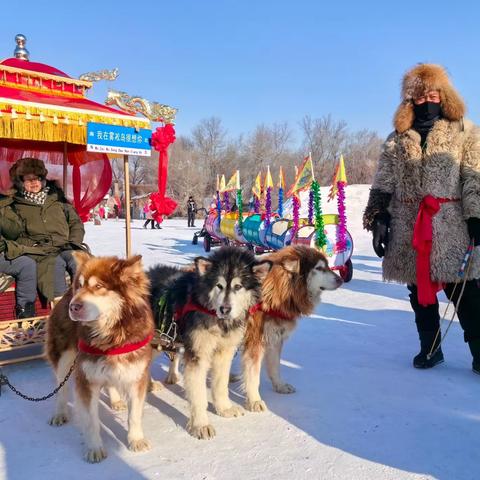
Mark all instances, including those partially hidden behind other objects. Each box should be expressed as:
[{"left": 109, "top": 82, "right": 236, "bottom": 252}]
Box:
[
  {"left": 467, "top": 217, "right": 480, "bottom": 246},
  {"left": 372, "top": 212, "right": 391, "bottom": 258}
]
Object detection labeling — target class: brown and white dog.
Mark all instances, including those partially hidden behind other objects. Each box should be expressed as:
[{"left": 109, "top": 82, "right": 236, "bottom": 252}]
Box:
[
  {"left": 242, "top": 245, "right": 343, "bottom": 412},
  {"left": 46, "top": 253, "right": 154, "bottom": 463}
]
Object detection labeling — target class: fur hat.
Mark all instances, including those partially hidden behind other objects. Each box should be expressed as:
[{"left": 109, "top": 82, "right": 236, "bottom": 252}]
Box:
[
  {"left": 9, "top": 157, "right": 48, "bottom": 182},
  {"left": 393, "top": 64, "right": 466, "bottom": 133}
]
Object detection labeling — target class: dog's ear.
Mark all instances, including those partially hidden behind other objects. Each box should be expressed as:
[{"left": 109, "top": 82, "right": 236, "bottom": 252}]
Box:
[
  {"left": 194, "top": 257, "right": 212, "bottom": 276},
  {"left": 252, "top": 260, "right": 272, "bottom": 281},
  {"left": 282, "top": 258, "right": 300, "bottom": 273},
  {"left": 72, "top": 251, "right": 91, "bottom": 270},
  {"left": 112, "top": 255, "right": 144, "bottom": 281}
]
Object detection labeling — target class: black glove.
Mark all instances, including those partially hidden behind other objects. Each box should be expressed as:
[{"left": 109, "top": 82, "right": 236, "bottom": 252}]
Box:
[
  {"left": 467, "top": 217, "right": 480, "bottom": 246},
  {"left": 372, "top": 213, "right": 390, "bottom": 258},
  {"left": 0, "top": 239, "right": 6, "bottom": 253}
]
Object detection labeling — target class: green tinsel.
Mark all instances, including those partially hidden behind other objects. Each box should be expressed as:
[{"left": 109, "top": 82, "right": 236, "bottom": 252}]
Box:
[
  {"left": 237, "top": 188, "right": 243, "bottom": 230},
  {"left": 312, "top": 180, "right": 327, "bottom": 248}
]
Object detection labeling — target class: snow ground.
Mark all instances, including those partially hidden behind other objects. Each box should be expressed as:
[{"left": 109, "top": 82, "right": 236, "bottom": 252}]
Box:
[{"left": 0, "top": 185, "right": 479, "bottom": 480}]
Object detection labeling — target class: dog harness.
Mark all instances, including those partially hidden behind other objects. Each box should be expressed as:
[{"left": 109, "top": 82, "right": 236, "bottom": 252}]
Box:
[
  {"left": 78, "top": 333, "right": 153, "bottom": 356},
  {"left": 248, "top": 302, "right": 295, "bottom": 321},
  {"left": 412, "top": 195, "right": 460, "bottom": 306}
]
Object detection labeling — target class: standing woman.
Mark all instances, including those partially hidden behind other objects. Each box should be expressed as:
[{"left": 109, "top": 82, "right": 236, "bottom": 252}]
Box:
[
  {"left": 8, "top": 157, "right": 86, "bottom": 302},
  {"left": 363, "top": 64, "right": 480, "bottom": 374}
]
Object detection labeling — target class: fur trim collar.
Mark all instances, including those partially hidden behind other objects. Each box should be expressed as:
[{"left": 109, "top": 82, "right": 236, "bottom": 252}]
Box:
[{"left": 394, "top": 64, "right": 466, "bottom": 133}]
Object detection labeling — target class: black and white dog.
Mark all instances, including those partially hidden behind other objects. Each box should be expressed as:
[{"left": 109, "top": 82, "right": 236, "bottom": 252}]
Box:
[{"left": 148, "top": 247, "right": 271, "bottom": 439}]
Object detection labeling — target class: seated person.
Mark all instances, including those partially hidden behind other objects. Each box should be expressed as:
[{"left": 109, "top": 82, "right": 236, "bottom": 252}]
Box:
[
  {"left": 0, "top": 195, "right": 37, "bottom": 318},
  {"left": 7, "top": 157, "right": 87, "bottom": 303}
]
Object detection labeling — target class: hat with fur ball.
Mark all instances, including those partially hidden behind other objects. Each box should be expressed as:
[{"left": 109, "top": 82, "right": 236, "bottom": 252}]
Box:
[
  {"left": 9, "top": 157, "right": 48, "bottom": 182},
  {"left": 393, "top": 63, "right": 466, "bottom": 133}
]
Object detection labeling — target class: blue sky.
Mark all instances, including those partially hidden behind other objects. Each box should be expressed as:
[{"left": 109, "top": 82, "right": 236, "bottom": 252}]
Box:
[{"left": 2, "top": 1, "right": 479, "bottom": 142}]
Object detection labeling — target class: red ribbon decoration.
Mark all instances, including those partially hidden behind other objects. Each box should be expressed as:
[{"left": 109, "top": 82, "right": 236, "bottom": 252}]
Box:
[
  {"left": 150, "top": 124, "right": 177, "bottom": 221},
  {"left": 412, "top": 195, "right": 459, "bottom": 306}
]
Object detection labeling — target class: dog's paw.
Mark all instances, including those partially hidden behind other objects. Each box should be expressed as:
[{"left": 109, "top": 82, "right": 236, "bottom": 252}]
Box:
[
  {"left": 188, "top": 424, "right": 216, "bottom": 440},
  {"left": 84, "top": 447, "right": 107, "bottom": 463},
  {"left": 148, "top": 380, "right": 163, "bottom": 392},
  {"left": 273, "top": 383, "right": 296, "bottom": 394},
  {"left": 128, "top": 438, "right": 152, "bottom": 452},
  {"left": 245, "top": 400, "right": 268, "bottom": 412},
  {"left": 165, "top": 372, "right": 180, "bottom": 385},
  {"left": 48, "top": 413, "right": 69, "bottom": 426},
  {"left": 216, "top": 405, "right": 244, "bottom": 418},
  {"left": 110, "top": 400, "right": 127, "bottom": 411}
]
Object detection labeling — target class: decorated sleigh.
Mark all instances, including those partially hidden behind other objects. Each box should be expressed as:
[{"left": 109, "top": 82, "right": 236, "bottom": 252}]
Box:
[{"left": 0, "top": 35, "right": 154, "bottom": 365}]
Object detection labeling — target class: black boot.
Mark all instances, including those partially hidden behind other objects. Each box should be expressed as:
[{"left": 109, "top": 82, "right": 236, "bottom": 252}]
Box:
[
  {"left": 16, "top": 302, "right": 36, "bottom": 319},
  {"left": 413, "top": 330, "right": 444, "bottom": 369},
  {"left": 468, "top": 339, "right": 480, "bottom": 375}
]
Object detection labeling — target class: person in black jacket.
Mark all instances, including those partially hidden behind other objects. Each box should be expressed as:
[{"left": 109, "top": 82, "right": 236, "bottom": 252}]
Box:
[{"left": 187, "top": 196, "right": 197, "bottom": 227}]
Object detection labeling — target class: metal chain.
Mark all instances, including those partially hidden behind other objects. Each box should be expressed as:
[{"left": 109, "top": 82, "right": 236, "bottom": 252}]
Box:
[{"left": 0, "top": 354, "right": 78, "bottom": 401}]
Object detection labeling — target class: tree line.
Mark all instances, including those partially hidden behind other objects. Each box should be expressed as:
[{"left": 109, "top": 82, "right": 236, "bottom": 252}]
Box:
[{"left": 112, "top": 114, "right": 383, "bottom": 215}]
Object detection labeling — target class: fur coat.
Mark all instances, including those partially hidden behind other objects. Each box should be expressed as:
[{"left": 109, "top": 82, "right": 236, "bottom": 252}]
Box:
[{"left": 364, "top": 118, "right": 480, "bottom": 284}]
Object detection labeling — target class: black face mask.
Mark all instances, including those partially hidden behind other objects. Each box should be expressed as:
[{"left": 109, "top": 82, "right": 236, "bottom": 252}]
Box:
[{"left": 413, "top": 102, "right": 442, "bottom": 123}]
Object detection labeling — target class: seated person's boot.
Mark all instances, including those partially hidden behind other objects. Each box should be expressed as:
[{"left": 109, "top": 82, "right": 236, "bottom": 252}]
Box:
[{"left": 15, "top": 301, "right": 36, "bottom": 319}]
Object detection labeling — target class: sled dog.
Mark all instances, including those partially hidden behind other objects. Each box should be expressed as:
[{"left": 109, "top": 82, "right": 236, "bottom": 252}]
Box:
[
  {"left": 46, "top": 253, "right": 154, "bottom": 463},
  {"left": 148, "top": 246, "right": 271, "bottom": 439},
  {"left": 242, "top": 245, "right": 343, "bottom": 412}
]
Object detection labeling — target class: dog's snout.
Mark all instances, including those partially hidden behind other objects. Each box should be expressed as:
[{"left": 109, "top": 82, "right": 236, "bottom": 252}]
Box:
[
  {"left": 69, "top": 302, "right": 83, "bottom": 314},
  {"left": 220, "top": 304, "right": 232, "bottom": 315}
]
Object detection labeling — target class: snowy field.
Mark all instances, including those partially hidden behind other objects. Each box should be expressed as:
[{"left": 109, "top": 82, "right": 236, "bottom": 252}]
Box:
[{"left": 1, "top": 185, "right": 479, "bottom": 480}]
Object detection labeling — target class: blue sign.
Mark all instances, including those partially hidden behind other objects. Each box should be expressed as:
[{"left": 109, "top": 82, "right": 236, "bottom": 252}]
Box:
[{"left": 86, "top": 122, "right": 152, "bottom": 157}]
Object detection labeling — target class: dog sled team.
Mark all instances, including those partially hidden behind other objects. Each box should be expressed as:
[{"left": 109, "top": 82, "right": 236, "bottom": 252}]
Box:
[{"left": 47, "top": 244, "right": 342, "bottom": 462}]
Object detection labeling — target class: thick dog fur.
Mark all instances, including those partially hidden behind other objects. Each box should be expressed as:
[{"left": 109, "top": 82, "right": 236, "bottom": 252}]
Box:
[
  {"left": 242, "top": 246, "right": 343, "bottom": 412},
  {"left": 46, "top": 253, "right": 154, "bottom": 463},
  {"left": 148, "top": 246, "right": 271, "bottom": 440}
]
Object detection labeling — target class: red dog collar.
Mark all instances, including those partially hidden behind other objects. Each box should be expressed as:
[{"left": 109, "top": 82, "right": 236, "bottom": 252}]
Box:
[
  {"left": 78, "top": 333, "right": 153, "bottom": 356},
  {"left": 249, "top": 302, "right": 295, "bottom": 321},
  {"left": 175, "top": 301, "right": 217, "bottom": 321}
]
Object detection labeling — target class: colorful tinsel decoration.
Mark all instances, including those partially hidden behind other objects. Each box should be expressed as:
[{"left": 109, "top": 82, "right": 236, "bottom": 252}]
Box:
[
  {"left": 216, "top": 190, "right": 222, "bottom": 220},
  {"left": 336, "top": 181, "right": 347, "bottom": 252},
  {"left": 278, "top": 187, "right": 284, "bottom": 217},
  {"left": 312, "top": 180, "right": 327, "bottom": 248},
  {"left": 308, "top": 189, "right": 314, "bottom": 224},
  {"left": 237, "top": 188, "right": 243, "bottom": 231},
  {"left": 265, "top": 187, "right": 272, "bottom": 226},
  {"left": 292, "top": 194, "right": 300, "bottom": 237},
  {"left": 223, "top": 191, "right": 230, "bottom": 211}
]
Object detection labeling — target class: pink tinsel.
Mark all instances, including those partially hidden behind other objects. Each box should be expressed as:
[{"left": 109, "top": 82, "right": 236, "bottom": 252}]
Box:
[
  {"left": 337, "top": 181, "right": 347, "bottom": 252},
  {"left": 223, "top": 191, "right": 230, "bottom": 211},
  {"left": 265, "top": 187, "right": 272, "bottom": 226},
  {"left": 254, "top": 196, "right": 260, "bottom": 213},
  {"left": 292, "top": 194, "right": 300, "bottom": 237}
]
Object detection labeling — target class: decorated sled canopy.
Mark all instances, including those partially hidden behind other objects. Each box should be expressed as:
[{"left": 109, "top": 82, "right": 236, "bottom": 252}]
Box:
[{"left": 0, "top": 35, "right": 151, "bottom": 220}]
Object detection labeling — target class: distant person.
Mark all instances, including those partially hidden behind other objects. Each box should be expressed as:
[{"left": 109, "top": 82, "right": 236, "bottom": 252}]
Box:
[
  {"left": 187, "top": 195, "right": 197, "bottom": 227},
  {"left": 143, "top": 200, "right": 156, "bottom": 229},
  {"left": 363, "top": 64, "right": 480, "bottom": 375}
]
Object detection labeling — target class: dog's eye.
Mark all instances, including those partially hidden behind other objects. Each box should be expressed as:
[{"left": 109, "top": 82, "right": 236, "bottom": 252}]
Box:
[
  {"left": 95, "top": 283, "right": 103, "bottom": 290},
  {"left": 233, "top": 284, "right": 242, "bottom": 291},
  {"left": 315, "top": 267, "right": 325, "bottom": 271},
  {"left": 216, "top": 283, "right": 224, "bottom": 290}
]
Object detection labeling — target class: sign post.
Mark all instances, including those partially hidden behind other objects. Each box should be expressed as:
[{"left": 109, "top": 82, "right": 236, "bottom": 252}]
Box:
[{"left": 87, "top": 122, "right": 152, "bottom": 257}]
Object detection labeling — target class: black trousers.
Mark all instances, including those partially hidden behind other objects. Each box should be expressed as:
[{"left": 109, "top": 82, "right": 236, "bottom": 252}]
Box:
[
  {"left": 187, "top": 211, "right": 195, "bottom": 227},
  {"left": 143, "top": 219, "right": 156, "bottom": 229},
  {"left": 408, "top": 280, "right": 480, "bottom": 342}
]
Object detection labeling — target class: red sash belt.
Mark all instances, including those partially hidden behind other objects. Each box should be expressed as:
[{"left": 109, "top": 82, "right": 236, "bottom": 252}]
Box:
[
  {"left": 78, "top": 333, "right": 153, "bottom": 356},
  {"left": 412, "top": 195, "right": 459, "bottom": 306}
]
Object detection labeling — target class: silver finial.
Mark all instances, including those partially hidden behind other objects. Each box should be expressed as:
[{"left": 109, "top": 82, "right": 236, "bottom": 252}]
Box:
[{"left": 14, "top": 34, "right": 29, "bottom": 61}]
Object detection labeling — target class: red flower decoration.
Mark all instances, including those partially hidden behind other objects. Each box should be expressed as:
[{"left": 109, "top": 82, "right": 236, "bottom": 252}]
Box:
[{"left": 151, "top": 124, "right": 176, "bottom": 152}]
